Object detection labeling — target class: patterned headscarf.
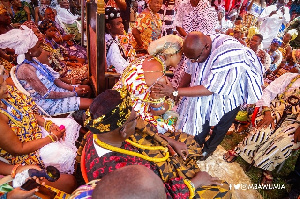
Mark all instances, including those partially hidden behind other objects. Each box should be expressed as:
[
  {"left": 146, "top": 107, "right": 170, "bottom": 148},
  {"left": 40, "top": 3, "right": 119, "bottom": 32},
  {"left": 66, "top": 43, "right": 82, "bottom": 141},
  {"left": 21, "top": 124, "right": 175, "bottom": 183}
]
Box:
[
  {"left": 287, "top": 29, "right": 298, "bottom": 41},
  {"left": 0, "top": 4, "right": 7, "bottom": 15},
  {"left": 105, "top": 7, "right": 121, "bottom": 22},
  {"left": 84, "top": 89, "right": 133, "bottom": 134},
  {"left": 148, "top": 35, "right": 183, "bottom": 56},
  {"left": 38, "top": 19, "right": 56, "bottom": 34},
  {"left": 292, "top": 49, "right": 300, "bottom": 64},
  {"left": 0, "top": 25, "right": 38, "bottom": 64},
  {"left": 271, "top": 37, "right": 282, "bottom": 46}
]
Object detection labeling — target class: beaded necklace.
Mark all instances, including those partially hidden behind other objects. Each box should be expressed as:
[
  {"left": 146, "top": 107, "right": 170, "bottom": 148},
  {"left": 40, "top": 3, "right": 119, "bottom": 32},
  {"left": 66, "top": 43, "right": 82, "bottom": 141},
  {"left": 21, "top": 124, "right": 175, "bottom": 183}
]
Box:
[
  {"left": 23, "top": 59, "right": 55, "bottom": 82},
  {"left": 153, "top": 55, "right": 166, "bottom": 73},
  {"left": 93, "top": 134, "right": 170, "bottom": 163},
  {"left": 278, "top": 74, "right": 300, "bottom": 103},
  {"left": 0, "top": 99, "right": 23, "bottom": 127}
]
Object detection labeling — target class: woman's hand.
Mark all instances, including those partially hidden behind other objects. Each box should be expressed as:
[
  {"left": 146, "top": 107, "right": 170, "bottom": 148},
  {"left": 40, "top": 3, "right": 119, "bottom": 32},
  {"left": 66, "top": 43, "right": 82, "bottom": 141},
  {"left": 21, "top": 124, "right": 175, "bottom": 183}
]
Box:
[
  {"left": 191, "top": 171, "right": 221, "bottom": 188},
  {"left": 50, "top": 124, "right": 65, "bottom": 141},
  {"left": 7, "top": 187, "right": 38, "bottom": 199},
  {"left": 257, "top": 111, "right": 275, "bottom": 129},
  {"left": 75, "top": 87, "right": 89, "bottom": 97}
]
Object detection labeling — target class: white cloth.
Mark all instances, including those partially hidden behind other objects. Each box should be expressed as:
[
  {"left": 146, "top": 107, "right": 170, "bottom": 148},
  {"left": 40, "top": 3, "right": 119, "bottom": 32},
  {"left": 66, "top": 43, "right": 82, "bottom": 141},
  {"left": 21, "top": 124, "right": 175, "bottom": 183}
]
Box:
[
  {"left": 55, "top": 6, "right": 79, "bottom": 24},
  {"left": 176, "top": 34, "right": 264, "bottom": 136},
  {"left": 39, "top": 117, "right": 80, "bottom": 174},
  {"left": 0, "top": 26, "right": 38, "bottom": 64},
  {"left": 258, "top": 5, "right": 290, "bottom": 49},
  {"left": 105, "top": 34, "right": 129, "bottom": 74},
  {"left": 256, "top": 73, "right": 300, "bottom": 107}
]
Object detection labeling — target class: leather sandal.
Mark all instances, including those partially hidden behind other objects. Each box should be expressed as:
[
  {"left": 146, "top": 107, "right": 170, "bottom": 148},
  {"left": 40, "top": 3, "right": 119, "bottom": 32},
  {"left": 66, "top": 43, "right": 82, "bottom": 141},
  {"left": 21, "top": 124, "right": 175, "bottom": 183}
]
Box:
[{"left": 223, "top": 150, "right": 238, "bottom": 163}]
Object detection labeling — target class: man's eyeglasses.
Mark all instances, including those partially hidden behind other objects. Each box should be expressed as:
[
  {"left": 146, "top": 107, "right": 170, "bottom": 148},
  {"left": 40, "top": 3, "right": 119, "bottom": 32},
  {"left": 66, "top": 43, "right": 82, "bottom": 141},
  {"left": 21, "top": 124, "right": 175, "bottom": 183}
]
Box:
[{"left": 190, "top": 45, "right": 206, "bottom": 63}]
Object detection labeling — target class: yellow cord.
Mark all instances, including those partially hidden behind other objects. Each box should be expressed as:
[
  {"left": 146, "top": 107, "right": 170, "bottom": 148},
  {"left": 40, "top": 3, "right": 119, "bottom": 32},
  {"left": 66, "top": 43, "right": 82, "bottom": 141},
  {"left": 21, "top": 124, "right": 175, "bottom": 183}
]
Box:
[{"left": 93, "top": 134, "right": 169, "bottom": 163}]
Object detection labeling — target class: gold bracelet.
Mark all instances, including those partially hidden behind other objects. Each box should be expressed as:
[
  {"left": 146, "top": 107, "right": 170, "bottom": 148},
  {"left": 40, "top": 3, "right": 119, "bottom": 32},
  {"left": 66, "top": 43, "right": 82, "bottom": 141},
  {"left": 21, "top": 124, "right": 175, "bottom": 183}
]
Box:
[
  {"left": 165, "top": 98, "right": 175, "bottom": 111},
  {"left": 47, "top": 135, "right": 55, "bottom": 142},
  {"left": 144, "top": 97, "right": 165, "bottom": 104},
  {"left": 184, "top": 179, "right": 195, "bottom": 199},
  {"left": 44, "top": 120, "right": 53, "bottom": 132},
  {"left": 261, "top": 107, "right": 271, "bottom": 115}
]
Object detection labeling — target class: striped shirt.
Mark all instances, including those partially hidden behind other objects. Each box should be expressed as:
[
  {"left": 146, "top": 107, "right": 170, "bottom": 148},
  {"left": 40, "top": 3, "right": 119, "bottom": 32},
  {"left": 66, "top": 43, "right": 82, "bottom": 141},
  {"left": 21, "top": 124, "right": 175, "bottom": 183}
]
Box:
[{"left": 176, "top": 34, "right": 264, "bottom": 136}]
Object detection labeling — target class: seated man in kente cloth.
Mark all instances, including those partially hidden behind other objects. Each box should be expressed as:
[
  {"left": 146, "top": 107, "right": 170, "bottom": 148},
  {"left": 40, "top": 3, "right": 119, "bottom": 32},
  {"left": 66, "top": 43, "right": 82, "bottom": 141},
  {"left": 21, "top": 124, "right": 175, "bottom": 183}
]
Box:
[{"left": 79, "top": 89, "right": 231, "bottom": 199}]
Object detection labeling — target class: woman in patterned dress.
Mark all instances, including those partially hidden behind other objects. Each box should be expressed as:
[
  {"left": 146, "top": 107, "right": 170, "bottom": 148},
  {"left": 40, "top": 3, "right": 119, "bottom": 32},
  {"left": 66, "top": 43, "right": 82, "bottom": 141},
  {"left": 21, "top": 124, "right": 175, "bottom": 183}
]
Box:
[
  {"left": 0, "top": 65, "right": 81, "bottom": 178},
  {"left": 0, "top": 26, "right": 93, "bottom": 116},
  {"left": 131, "top": 0, "right": 163, "bottom": 53},
  {"left": 113, "top": 35, "right": 183, "bottom": 133}
]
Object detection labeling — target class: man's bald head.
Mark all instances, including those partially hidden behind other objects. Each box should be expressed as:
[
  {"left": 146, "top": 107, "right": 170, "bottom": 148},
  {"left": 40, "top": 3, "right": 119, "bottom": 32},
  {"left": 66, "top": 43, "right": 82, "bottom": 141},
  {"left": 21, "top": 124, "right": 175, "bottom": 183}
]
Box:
[{"left": 183, "top": 31, "right": 212, "bottom": 63}]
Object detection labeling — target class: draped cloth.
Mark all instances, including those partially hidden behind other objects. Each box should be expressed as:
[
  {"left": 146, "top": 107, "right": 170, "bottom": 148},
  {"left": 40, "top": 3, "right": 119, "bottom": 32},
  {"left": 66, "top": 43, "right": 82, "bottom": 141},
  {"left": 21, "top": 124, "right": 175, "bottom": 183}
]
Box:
[{"left": 177, "top": 34, "right": 264, "bottom": 136}]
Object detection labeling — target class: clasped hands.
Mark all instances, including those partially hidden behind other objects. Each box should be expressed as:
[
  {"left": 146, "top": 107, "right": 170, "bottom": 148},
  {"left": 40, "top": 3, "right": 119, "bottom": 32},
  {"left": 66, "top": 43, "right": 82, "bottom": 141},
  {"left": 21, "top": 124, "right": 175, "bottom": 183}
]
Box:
[
  {"left": 49, "top": 123, "right": 66, "bottom": 141},
  {"left": 75, "top": 86, "right": 89, "bottom": 97}
]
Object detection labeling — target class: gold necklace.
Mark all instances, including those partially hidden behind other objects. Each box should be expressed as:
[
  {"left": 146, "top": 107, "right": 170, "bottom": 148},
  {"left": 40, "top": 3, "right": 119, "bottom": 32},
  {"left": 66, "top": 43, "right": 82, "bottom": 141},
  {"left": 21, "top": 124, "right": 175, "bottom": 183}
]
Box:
[{"left": 93, "top": 134, "right": 169, "bottom": 163}]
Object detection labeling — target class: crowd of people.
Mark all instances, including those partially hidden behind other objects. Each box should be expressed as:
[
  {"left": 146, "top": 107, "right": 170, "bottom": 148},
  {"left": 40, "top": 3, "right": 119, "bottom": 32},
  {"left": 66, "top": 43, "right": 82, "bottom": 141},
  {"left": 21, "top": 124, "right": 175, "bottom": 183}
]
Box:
[{"left": 0, "top": 0, "right": 300, "bottom": 198}]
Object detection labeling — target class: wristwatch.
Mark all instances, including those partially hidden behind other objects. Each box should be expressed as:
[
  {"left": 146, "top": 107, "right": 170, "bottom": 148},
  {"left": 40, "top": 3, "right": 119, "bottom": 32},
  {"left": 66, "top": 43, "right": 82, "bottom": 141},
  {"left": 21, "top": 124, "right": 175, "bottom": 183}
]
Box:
[{"left": 172, "top": 90, "right": 179, "bottom": 97}]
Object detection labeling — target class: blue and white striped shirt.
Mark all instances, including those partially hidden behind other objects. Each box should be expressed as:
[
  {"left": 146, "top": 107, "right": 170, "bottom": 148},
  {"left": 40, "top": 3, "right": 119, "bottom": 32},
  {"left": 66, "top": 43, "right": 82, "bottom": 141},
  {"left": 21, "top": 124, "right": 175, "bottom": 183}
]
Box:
[{"left": 176, "top": 34, "right": 264, "bottom": 136}]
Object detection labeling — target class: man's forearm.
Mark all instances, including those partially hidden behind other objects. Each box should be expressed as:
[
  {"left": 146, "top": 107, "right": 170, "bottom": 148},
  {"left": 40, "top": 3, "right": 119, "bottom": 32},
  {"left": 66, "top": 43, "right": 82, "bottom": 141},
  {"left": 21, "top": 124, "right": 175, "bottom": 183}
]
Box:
[{"left": 177, "top": 85, "right": 213, "bottom": 97}]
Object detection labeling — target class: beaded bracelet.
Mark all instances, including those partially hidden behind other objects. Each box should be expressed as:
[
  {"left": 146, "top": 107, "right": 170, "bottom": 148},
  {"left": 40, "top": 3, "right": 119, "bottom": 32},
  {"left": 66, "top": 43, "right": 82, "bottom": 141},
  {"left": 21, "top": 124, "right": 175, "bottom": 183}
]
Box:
[
  {"left": 47, "top": 134, "right": 55, "bottom": 142},
  {"left": 11, "top": 164, "right": 21, "bottom": 178},
  {"left": 150, "top": 104, "right": 165, "bottom": 111},
  {"left": 184, "top": 179, "right": 196, "bottom": 199},
  {"left": 165, "top": 98, "right": 175, "bottom": 111},
  {"left": 44, "top": 120, "right": 53, "bottom": 132}
]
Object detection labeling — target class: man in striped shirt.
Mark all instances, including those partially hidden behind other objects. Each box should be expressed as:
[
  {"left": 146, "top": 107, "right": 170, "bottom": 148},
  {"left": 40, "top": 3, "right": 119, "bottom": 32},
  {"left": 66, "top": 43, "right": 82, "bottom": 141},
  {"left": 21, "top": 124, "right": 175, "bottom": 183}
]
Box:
[{"left": 153, "top": 31, "right": 264, "bottom": 160}]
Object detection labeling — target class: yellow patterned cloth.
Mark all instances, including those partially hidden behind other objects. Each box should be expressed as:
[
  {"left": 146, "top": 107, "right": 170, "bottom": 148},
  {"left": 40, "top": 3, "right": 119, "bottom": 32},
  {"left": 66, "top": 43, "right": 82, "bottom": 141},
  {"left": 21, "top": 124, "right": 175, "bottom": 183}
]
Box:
[
  {"left": 0, "top": 85, "right": 44, "bottom": 167},
  {"left": 0, "top": 57, "right": 14, "bottom": 73},
  {"left": 132, "top": 10, "right": 162, "bottom": 51}
]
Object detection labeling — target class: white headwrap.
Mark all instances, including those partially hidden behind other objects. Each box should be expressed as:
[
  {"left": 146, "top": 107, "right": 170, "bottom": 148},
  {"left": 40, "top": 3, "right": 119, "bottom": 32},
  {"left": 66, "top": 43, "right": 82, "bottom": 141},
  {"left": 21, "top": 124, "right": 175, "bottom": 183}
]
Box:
[
  {"left": 148, "top": 35, "right": 183, "bottom": 56},
  {"left": 0, "top": 25, "right": 38, "bottom": 64}
]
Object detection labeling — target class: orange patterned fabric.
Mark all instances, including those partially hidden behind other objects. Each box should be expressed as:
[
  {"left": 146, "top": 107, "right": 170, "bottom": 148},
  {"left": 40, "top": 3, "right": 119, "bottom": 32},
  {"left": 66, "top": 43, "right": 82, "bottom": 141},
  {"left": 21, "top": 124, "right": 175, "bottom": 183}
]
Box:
[{"left": 132, "top": 10, "right": 162, "bottom": 50}]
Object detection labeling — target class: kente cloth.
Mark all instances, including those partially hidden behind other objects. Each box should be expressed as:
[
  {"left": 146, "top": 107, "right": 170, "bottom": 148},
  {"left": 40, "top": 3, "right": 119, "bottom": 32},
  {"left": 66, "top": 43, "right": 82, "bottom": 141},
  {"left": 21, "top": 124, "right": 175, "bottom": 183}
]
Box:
[
  {"left": 174, "top": 0, "right": 218, "bottom": 35},
  {"left": 10, "top": 2, "right": 30, "bottom": 24},
  {"left": 16, "top": 60, "right": 80, "bottom": 116},
  {"left": 234, "top": 73, "right": 300, "bottom": 171},
  {"left": 243, "top": 2, "right": 264, "bottom": 29},
  {"left": 0, "top": 85, "right": 43, "bottom": 167},
  {"left": 258, "top": 5, "right": 290, "bottom": 49},
  {"left": 83, "top": 120, "right": 231, "bottom": 199},
  {"left": 278, "top": 43, "right": 291, "bottom": 59},
  {"left": 132, "top": 10, "right": 162, "bottom": 50},
  {"left": 0, "top": 86, "right": 80, "bottom": 173},
  {"left": 69, "top": 180, "right": 99, "bottom": 199},
  {"left": 176, "top": 34, "right": 264, "bottom": 136},
  {"left": 113, "top": 57, "right": 174, "bottom": 132}
]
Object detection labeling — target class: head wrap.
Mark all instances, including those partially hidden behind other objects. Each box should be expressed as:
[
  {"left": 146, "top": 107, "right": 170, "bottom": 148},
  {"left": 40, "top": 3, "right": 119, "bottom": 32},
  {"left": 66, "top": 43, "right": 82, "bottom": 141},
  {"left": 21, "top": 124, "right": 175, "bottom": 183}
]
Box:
[
  {"left": 271, "top": 37, "right": 282, "bottom": 46},
  {"left": 105, "top": 7, "right": 121, "bottom": 22},
  {"left": 22, "top": 21, "right": 39, "bottom": 30},
  {"left": 38, "top": 19, "right": 56, "bottom": 34},
  {"left": 0, "top": 25, "right": 38, "bottom": 64},
  {"left": 84, "top": 89, "right": 133, "bottom": 134},
  {"left": 292, "top": 49, "right": 300, "bottom": 64},
  {"left": 287, "top": 29, "right": 298, "bottom": 41},
  {"left": 0, "top": 4, "right": 7, "bottom": 15},
  {"left": 148, "top": 35, "right": 183, "bottom": 56}
]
